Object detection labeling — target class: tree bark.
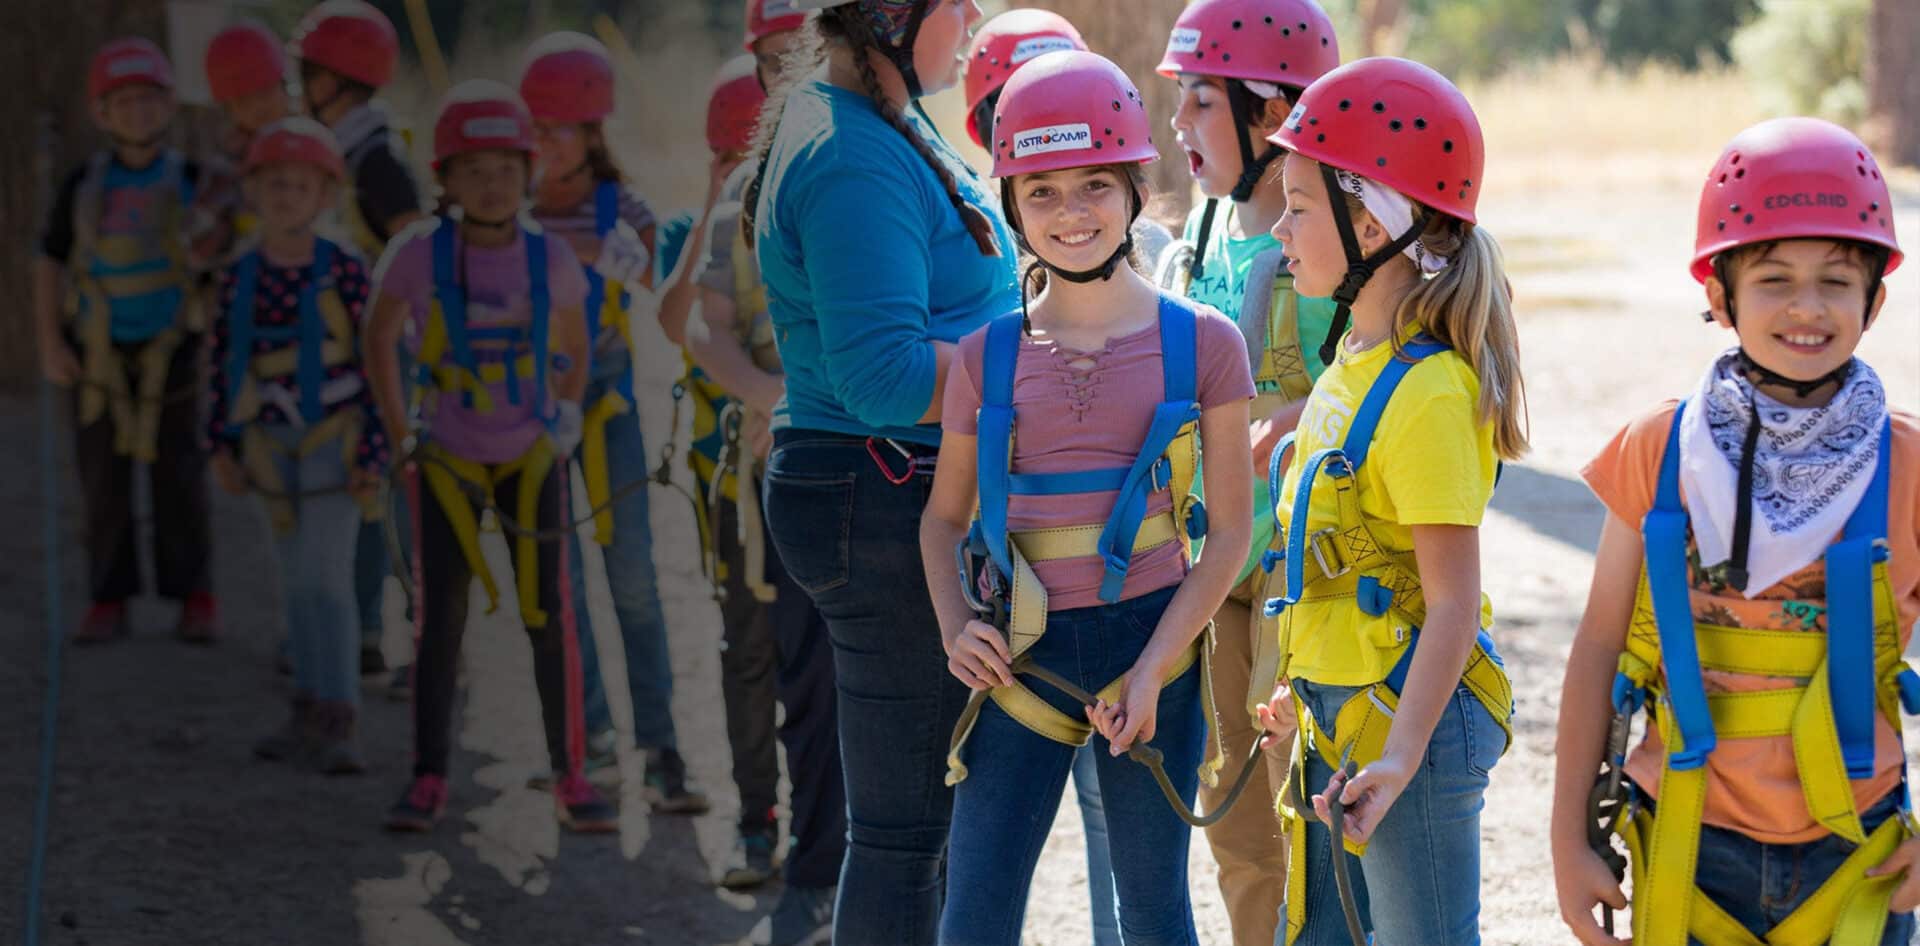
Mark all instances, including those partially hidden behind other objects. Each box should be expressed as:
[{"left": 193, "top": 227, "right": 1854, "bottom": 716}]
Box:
[{"left": 1865, "top": 0, "right": 1919, "bottom": 168}]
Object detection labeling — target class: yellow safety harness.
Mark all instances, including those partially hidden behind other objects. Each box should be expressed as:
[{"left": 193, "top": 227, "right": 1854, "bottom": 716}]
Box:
[
  {"left": 1593, "top": 404, "right": 1917, "bottom": 946},
  {"left": 1259, "top": 339, "right": 1515, "bottom": 946},
  {"left": 945, "top": 296, "right": 1230, "bottom": 800}
]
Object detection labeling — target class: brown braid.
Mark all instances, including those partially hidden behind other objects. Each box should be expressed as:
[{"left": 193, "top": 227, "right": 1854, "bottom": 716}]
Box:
[
  {"left": 741, "top": 21, "right": 826, "bottom": 251},
  {"left": 831, "top": 7, "right": 1000, "bottom": 257}
]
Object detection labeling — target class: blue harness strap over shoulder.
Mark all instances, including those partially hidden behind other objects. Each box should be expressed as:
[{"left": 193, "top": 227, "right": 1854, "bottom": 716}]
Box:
[
  {"left": 1641, "top": 401, "right": 1891, "bottom": 776},
  {"left": 225, "top": 238, "right": 340, "bottom": 425},
  {"left": 973, "top": 294, "right": 1207, "bottom": 603},
  {"left": 425, "top": 219, "right": 552, "bottom": 419}
]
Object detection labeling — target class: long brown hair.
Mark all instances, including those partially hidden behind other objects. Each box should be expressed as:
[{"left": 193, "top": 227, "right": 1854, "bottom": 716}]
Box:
[{"left": 1339, "top": 189, "right": 1530, "bottom": 460}]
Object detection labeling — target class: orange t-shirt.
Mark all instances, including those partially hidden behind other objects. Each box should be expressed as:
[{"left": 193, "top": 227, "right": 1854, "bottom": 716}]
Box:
[{"left": 1582, "top": 400, "right": 1920, "bottom": 844}]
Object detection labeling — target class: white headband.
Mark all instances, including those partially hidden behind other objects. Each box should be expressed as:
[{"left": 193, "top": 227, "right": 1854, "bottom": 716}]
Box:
[
  {"left": 1240, "top": 79, "right": 1282, "bottom": 100},
  {"left": 1332, "top": 168, "right": 1450, "bottom": 275}
]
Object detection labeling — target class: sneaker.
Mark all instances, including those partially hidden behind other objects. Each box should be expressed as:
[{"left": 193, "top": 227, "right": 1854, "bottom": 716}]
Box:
[
  {"left": 252, "top": 696, "right": 314, "bottom": 761},
  {"left": 384, "top": 774, "right": 447, "bottom": 832},
  {"left": 73, "top": 602, "right": 129, "bottom": 645},
  {"left": 310, "top": 702, "right": 367, "bottom": 775},
  {"left": 718, "top": 814, "right": 779, "bottom": 890},
  {"left": 642, "top": 747, "right": 710, "bottom": 815},
  {"left": 386, "top": 664, "right": 413, "bottom": 702},
  {"left": 553, "top": 773, "right": 619, "bottom": 833},
  {"left": 175, "top": 592, "right": 217, "bottom": 644},
  {"left": 360, "top": 642, "right": 388, "bottom": 675},
  {"left": 526, "top": 728, "right": 620, "bottom": 790},
  {"left": 751, "top": 884, "right": 835, "bottom": 946}
]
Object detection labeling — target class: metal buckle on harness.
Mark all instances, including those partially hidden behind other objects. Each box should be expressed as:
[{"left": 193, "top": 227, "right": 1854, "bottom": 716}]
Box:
[
  {"left": 1308, "top": 527, "right": 1350, "bottom": 580},
  {"left": 1150, "top": 457, "right": 1172, "bottom": 493},
  {"left": 1366, "top": 687, "right": 1397, "bottom": 719}
]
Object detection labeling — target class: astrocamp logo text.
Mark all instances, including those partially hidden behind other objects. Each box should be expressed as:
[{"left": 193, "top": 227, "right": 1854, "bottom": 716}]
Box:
[
  {"left": 1012, "top": 36, "right": 1077, "bottom": 65},
  {"left": 1013, "top": 123, "right": 1094, "bottom": 159}
]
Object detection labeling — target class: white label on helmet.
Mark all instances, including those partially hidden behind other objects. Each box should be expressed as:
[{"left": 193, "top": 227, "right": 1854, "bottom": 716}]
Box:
[
  {"left": 109, "top": 56, "right": 159, "bottom": 78},
  {"left": 462, "top": 117, "right": 521, "bottom": 140},
  {"left": 1013, "top": 123, "right": 1093, "bottom": 159},
  {"left": 1167, "top": 28, "right": 1201, "bottom": 55},
  {"left": 762, "top": 0, "right": 803, "bottom": 17},
  {"left": 1285, "top": 103, "right": 1308, "bottom": 133},
  {"left": 1011, "top": 36, "right": 1076, "bottom": 65}
]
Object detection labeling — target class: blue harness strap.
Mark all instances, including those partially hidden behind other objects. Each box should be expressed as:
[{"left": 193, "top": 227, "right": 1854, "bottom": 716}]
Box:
[
  {"left": 428, "top": 222, "right": 553, "bottom": 419},
  {"left": 1264, "top": 341, "right": 1449, "bottom": 620},
  {"left": 975, "top": 313, "right": 1025, "bottom": 579},
  {"left": 584, "top": 180, "right": 618, "bottom": 345},
  {"left": 1826, "top": 418, "right": 1891, "bottom": 779},
  {"left": 973, "top": 295, "right": 1203, "bottom": 602},
  {"left": 1644, "top": 404, "right": 1717, "bottom": 771},
  {"left": 225, "top": 252, "right": 261, "bottom": 412},
  {"left": 224, "top": 239, "right": 338, "bottom": 425}
]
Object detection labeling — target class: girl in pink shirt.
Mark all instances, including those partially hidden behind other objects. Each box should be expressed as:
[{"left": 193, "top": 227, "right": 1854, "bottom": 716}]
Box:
[{"left": 918, "top": 51, "right": 1253, "bottom": 944}]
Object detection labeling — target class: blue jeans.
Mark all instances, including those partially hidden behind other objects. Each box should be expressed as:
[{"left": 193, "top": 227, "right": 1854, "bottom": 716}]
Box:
[
  {"left": 1685, "top": 790, "right": 1915, "bottom": 945},
  {"left": 1282, "top": 679, "right": 1505, "bottom": 946},
  {"left": 570, "top": 372, "right": 677, "bottom": 750},
  {"left": 764, "top": 430, "right": 968, "bottom": 946},
  {"left": 257, "top": 426, "right": 361, "bottom": 706},
  {"left": 1073, "top": 745, "right": 1123, "bottom": 946},
  {"left": 941, "top": 586, "right": 1203, "bottom": 946}
]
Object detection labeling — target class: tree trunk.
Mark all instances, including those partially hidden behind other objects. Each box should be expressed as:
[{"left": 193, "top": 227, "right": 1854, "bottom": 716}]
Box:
[
  {"left": 1021, "top": 0, "right": 1193, "bottom": 223},
  {"left": 1356, "top": 0, "right": 1407, "bottom": 58},
  {"left": 1, "top": 0, "right": 169, "bottom": 392},
  {"left": 1865, "top": 0, "right": 1919, "bottom": 168}
]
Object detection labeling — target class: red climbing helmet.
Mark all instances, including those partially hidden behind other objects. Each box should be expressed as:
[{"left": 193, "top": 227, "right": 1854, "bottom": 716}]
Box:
[
  {"left": 991, "top": 50, "right": 1157, "bottom": 178},
  {"left": 89, "top": 37, "right": 175, "bottom": 101},
  {"left": 1690, "top": 117, "right": 1903, "bottom": 282},
  {"left": 292, "top": 1, "right": 401, "bottom": 89},
  {"left": 243, "top": 116, "right": 347, "bottom": 180},
  {"left": 519, "top": 32, "right": 616, "bottom": 125},
  {"left": 744, "top": 0, "right": 807, "bottom": 49},
  {"left": 205, "top": 21, "right": 287, "bottom": 104},
  {"left": 1157, "top": 0, "right": 1340, "bottom": 92},
  {"left": 706, "top": 55, "right": 767, "bottom": 155},
  {"left": 432, "top": 80, "right": 536, "bottom": 169},
  {"left": 963, "top": 9, "right": 1087, "bottom": 148},
  {"left": 1269, "top": 56, "right": 1484, "bottom": 223}
]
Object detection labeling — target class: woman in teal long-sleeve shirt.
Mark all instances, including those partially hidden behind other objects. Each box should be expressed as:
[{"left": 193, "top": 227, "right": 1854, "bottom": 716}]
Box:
[{"left": 743, "top": 2, "right": 1016, "bottom": 943}]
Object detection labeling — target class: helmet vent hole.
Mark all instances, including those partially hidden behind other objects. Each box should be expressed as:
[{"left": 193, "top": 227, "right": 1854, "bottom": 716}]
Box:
[
  {"left": 1338, "top": 99, "right": 1351, "bottom": 111},
  {"left": 1389, "top": 120, "right": 1402, "bottom": 131},
  {"left": 1371, "top": 101, "right": 1385, "bottom": 113},
  {"left": 1734, "top": 168, "right": 1744, "bottom": 179},
  {"left": 1442, "top": 140, "right": 1454, "bottom": 153}
]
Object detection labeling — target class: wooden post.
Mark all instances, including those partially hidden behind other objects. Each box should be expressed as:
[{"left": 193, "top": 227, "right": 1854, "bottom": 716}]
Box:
[{"left": 1865, "top": 0, "right": 1919, "bottom": 168}]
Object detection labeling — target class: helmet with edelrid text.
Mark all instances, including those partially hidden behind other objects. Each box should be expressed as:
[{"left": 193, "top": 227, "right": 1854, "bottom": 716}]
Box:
[
  {"left": 1268, "top": 57, "right": 1484, "bottom": 364},
  {"left": 205, "top": 21, "right": 287, "bottom": 104},
  {"left": 706, "top": 55, "right": 767, "bottom": 155},
  {"left": 963, "top": 9, "right": 1087, "bottom": 148},
  {"left": 993, "top": 51, "right": 1156, "bottom": 288},
  {"left": 243, "top": 115, "right": 347, "bottom": 180},
  {"left": 432, "top": 80, "right": 536, "bottom": 170},
  {"left": 90, "top": 37, "right": 175, "bottom": 101},
  {"left": 518, "top": 32, "right": 616, "bottom": 125},
  {"left": 292, "top": 1, "right": 401, "bottom": 90},
  {"left": 1691, "top": 117, "right": 1902, "bottom": 284},
  {"left": 745, "top": 0, "right": 808, "bottom": 49}
]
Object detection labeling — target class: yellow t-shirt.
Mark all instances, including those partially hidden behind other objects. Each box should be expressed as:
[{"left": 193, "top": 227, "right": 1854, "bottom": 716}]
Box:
[{"left": 1275, "top": 329, "right": 1499, "bottom": 686}]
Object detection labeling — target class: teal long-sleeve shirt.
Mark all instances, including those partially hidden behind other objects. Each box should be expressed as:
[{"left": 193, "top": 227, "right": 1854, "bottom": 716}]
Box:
[{"left": 754, "top": 80, "right": 1018, "bottom": 445}]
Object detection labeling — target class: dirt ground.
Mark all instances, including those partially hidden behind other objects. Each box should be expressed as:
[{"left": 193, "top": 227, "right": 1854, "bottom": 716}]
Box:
[{"left": 3, "top": 100, "right": 1917, "bottom": 946}]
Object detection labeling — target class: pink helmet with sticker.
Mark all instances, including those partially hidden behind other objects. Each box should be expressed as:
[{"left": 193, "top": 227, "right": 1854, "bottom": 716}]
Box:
[
  {"left": 963, "top": 10, "right": 1087, "bottom": 148},
  {"left": 990, "top": 51, "right": 1157, "bottom": 179}
]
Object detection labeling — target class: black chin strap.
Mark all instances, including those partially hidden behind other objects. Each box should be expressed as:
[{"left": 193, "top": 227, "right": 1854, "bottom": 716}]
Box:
[
  {"left": 1317, "top": 162, "right": 1422, "bottom": 365},
  {"left": 1726, "top": 387, "right": 1764, "bottom": 592},
  {"left": 1189, "top": 82, "right": 1284, "bottom": 284}
]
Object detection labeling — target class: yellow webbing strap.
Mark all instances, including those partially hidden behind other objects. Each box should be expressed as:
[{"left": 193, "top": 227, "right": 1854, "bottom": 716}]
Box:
[
  {"left": 415, "top": 437, "right": 558, "bottom": 629},
  {"left": 238, "top": 410, "right": 363, "bottom": 535},
  {"left": 581, "top": 389, "right": 630, "bottom": 545},
  {"left": 1622, "top": 789, "right": 1909, "bottom": 946},
  {"left": 413, "top": 299, "right": 526, "bottom": 416}
]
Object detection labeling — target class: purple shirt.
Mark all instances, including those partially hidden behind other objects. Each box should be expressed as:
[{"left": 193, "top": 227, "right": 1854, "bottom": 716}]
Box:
[
  {"left": 373, "top": 220, "right": 589, "bottom": 464},
  {"left": 944, "top": 303, "right": 1254, "bottom": 611}
]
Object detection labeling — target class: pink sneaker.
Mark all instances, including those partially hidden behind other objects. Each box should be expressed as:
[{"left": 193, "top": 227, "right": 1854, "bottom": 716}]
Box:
[
  {"left": 384, "top": 774, "right": 447, "bottom": 832},
  {"left": 554, "top": 773, "right": 618, "bottom": 833}
]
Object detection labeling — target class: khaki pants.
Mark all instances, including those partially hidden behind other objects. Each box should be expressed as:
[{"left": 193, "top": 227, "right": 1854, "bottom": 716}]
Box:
[{"left": 1199, "top": 576, "right": 1295, "bottom": 946}]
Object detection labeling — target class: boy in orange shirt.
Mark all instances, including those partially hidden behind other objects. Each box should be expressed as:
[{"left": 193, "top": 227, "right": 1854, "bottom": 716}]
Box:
[{"left": 1552, "top": 118, "right": 1918, "bottom": 946}]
